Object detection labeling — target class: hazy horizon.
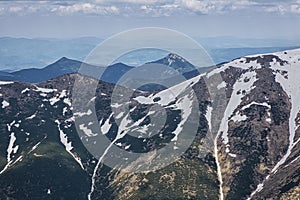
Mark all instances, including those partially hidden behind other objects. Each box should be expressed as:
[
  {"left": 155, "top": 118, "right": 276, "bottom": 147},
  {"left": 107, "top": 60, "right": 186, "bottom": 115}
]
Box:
[
  {"left": 2, "top": 0, "right": 300, "bottom": 71},
  {"left": 1, "top": 1, "right": 300, "bottom": 39}
]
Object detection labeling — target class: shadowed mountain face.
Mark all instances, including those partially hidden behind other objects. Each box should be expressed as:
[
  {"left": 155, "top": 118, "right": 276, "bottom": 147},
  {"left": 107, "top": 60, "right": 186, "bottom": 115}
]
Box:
[
  {"left": 0, "top": 57, "right": 135, "bottom": 84},
  {"left": 1, "top": 49, "right": 300, "bottom": 199}
]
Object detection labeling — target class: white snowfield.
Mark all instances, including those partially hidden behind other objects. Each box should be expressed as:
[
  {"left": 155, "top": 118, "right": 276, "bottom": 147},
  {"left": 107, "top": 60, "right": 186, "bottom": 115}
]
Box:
[{"left": 34, "top": 86, "right": 57, "bottom": 93}]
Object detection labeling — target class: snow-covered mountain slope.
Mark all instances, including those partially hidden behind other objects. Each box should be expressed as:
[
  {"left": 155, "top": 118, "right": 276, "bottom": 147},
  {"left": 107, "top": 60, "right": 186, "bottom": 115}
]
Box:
[
  {"left": 0, "top": 48, "right": 300, "bottom": 199},
  {"left": 207, "top": 48, "right": 300, "bottom": 199}
]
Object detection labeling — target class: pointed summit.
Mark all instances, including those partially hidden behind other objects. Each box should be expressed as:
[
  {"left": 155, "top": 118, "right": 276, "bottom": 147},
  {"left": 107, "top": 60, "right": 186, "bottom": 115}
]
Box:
[
  {"left": 165, "top": 53, "right": 186, "bottom": 65},
  {"left": 150, "top": 53, "right": 196, "bottom": 73},
  {"left": 58, "top": 56, "right": 69, "bottom": 62}
]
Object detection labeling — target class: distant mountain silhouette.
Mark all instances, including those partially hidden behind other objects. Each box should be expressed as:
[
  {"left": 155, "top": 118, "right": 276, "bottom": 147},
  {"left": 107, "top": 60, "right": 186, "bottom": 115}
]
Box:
[{"left": 0, "top": 54, "right": 215, "bottom": 90}]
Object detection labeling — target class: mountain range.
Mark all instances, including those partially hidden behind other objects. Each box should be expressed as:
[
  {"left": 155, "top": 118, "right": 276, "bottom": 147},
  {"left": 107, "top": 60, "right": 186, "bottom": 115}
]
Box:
[
  {"left": 0, "top": 48, "right": 300, "bottom": 199},
  {"left": 0, "top": 53, "right": 214, "bottom": 91},
  {"left": 1, "top": 37, "right": 300, "bottom": 71}
]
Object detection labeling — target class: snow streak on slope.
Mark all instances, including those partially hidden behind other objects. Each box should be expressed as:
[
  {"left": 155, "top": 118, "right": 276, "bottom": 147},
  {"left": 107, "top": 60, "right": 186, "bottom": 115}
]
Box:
[
  {"left": 269, "top": 50, "right": 300, "bottom": 173},
  {"left": 79, "top": 124, "right": 97, "bottom": 137},
  {"left": 214, "top": 139, "right": 224, "bottom": 200},
  {"left": 100, "top": 113, "right": 113, "bottom": 135},
  {"left": 55, "top": 120, "right": 84, "bottom": 170},
  {"left": 207, "top": 56, "right": 262, "bottom": 78},
  {"left": 26, "top": 112, "right": 37, "bottom": 120},
  {"left": 170, "top": 92, "right": 194, "bottom": 142},
  {"left": 27, "top": 136, "right": 47, "bottom": 155},
  {"left": 207, "top": 57, "right": 262, "bottom": 200},
  {"left": 34, "top": 86, "right": 57, "bottom": 93},
  {"left": 88, "top": 108, "right": 157, "bottom": 200},
  {"left": 205, "top": 106, "right": 213, "bottom": 133},
  {"left": 7, "top": 132, "right": 18, "bottom": 163},
  {"left": 134, "top": 74, "right": 203, "bottom": 106},
  {"left": 232, "top": 101, "right": 271, "bottom": 123},
  {"left": 0, "top": 121, "right": 19, "bottom": 175},
  {"left": 241, "top": 102, "right": 271, "bottom": 110},
  {"left": 218, "top": 70, "right": 258, "bottom": 153}
]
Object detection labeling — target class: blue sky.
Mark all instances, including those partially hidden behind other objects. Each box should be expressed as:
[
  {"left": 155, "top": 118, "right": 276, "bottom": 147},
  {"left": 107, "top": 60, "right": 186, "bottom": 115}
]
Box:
[{"left": 0, "top": 0, "right": 300, "bottom": 39}]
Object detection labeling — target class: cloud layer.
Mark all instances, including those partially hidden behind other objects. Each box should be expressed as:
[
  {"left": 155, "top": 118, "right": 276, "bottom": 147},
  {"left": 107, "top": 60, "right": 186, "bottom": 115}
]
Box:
[{"left": 1, "top": 0, "right": 300, "bottom": 16}]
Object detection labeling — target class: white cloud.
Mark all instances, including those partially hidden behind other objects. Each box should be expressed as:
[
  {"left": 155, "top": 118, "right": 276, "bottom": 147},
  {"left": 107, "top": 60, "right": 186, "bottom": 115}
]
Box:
[
  {"left": 265, "top": 5, "right": 287, "bottom": 14},
  {"left": 179, "top": 0, "right": 259, "bottom": 14},
  {"left": 233, "top": 0, "right": 258, "bottom": 7},
  {"left": 139, "top": 4, "right": 178, "bottom": 17},
  {"left": 116, "top": 0, "right": 162, "bottom": 4},
  {"left": 160, "top": 4, "right": 179, "bottom": 9},
  {"left": 93, "top": 0, "right": 171, "bottom": 5},
  {"left": 180, "top": 0, "right": 216, "bottom": 14},
  {"left": 0, "top": 0, "right": 299, "bottom": 17},
  {"left": 51, "top": 3, "right": 119, "bottom": 15},
  {"left": 291, "top": 4, "right": 300, "bottom": 13},
  {"left": 8, "top": 6, "right": 23, "bottom": 13}
]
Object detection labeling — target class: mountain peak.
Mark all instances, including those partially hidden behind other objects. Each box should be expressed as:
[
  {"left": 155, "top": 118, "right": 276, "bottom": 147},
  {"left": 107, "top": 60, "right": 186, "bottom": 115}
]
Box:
[
  {"left": 149, "top": 52, "right": 195, "bottom": 74},
  {"left": 167, "top": 53, "right": 184, "bottom": 60},
  {"left": 165, "top": 53, "right": 186, "bottom": 65},
  {"left": 57, "top": 57, "right": 72, "bottom": 63}
]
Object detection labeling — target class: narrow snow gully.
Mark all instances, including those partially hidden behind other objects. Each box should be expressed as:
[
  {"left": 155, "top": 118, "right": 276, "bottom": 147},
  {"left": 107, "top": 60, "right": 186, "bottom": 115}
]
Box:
[{"left": 214, "top": 138, "right": 224, "bottom": 200}]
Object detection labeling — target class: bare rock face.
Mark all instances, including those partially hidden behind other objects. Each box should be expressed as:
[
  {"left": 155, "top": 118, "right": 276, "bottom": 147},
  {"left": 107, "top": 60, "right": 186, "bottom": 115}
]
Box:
[{"left": 0, "top": 49, "right": 300, "bottom": 199}]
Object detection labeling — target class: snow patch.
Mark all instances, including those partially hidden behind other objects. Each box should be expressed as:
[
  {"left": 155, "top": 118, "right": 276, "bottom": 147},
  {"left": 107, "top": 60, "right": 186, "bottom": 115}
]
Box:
[
  {"left": 134, "top": 74, "right": 203, "bottom": 106},
  {"left": 55, "top": 120, "right": 84, "bottom": 170},
  {"left": 26, "top": 112, "right": 37, "bottom": 120},
  {"left": 2, "top": 100, "right": 9, "bottom": 108},
  {"left": 219, "top": 70, "right": 258, "bottom": 147},
  {"left": 248, "top": 183, "right": 264, "bottom": 199},
  {"left": 34, "top": 86, "right": 56, "bottom": 93},
  {"left": 79, "top": 124, "right": 97, "bottom": 137},
  {"left": 229, "top": 153, "right": 237, "bottom": 158},
  {"left": 100, "top": 114, "right": 112, "bottom": 135},
  {"left": 74, "top": 109, "right": 92, "bottom": 117},
  {"left": 21, "top": 88, "right": 30, "bottom": 94},
  {"left": 0, "top": 81, "right": 14, "bottom": 85},
  {"left": 171, "top": 93, "right": 194, "bottom": 142},
  {"left": 231, "top": 114, "right": 247, "bottom": 122},
  {"left": 49, "top": 96, "right": 60, "bottom": 105},
  {"left": 63, "top": 98, "right": 72, "bottom": 107},
  {"left": 205, "top": 106, "right": 213, "bottom": 132},
  {"left": 217, "top": 81, "right": 227, "bottom": 89},
  {"left": 207, "top": 57, "right": 262, "bottom": 78},
  {"left": 241, "top": 101, "right": 271, "bottom": 110},
  {"left": 7, "top": 132, "right": 17, "bottom": 163}
]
